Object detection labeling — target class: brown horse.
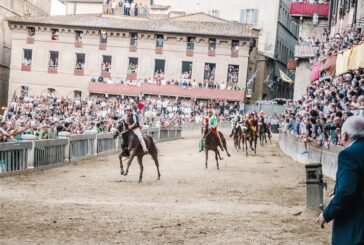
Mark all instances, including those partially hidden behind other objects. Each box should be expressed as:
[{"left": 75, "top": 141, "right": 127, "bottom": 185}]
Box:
[
  {"left": 230, "top": 123, "right": 244, "bottom": 151},
  {"left": 113, "top": 120, "right": 160, "bottom": 183},
  {"left": 242, "top": 121, "right": 257, "bottom": 156},
  {"left": 203, "top": 124, "right": 231, "bottom": 169}
]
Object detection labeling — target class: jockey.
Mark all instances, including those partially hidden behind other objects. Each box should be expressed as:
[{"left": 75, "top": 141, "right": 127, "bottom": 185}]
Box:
[
  {"left": 230, "top": 112, "right": 242, "bottom": 137},
  {"left": 124, "top": 106, "right": 148, "bottom": 154},
  {"left": 207, "top": 109, "right": 224, "bottom": 151},
  {"left": 247, "top": 112, "right": 257, "bottom": 141}
]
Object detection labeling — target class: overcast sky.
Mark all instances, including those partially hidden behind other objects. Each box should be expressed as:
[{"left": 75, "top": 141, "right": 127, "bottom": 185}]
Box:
[{"left": 50, "top": 0, "right": 66, "bottom": 16}]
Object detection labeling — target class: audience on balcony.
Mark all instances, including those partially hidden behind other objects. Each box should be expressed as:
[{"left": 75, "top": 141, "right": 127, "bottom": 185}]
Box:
[
  {"left": 51, "top": 29, "right": 59, "bottom": 41},
  {"left": 23, "top": 58, "right": 32, "bottom": 66},
  {"left": 0, "top": 91, "right": 242, "bottom": 141},
  {"left": 49, "top": 58, "right": 58, "bottom": 68},
  {"left": 75, "top": 61, "right": 85, "bottom": 70},
  {"left": 101, "top": 62, "right": 111, "bottom": 72}
]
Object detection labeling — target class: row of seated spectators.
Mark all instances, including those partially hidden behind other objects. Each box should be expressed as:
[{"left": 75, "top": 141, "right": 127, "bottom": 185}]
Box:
[
  {"left": 0, "top": 92, "right": 245, "bottom": 142},
  {"left": 281, "top": 26, "right": 364, "bottom": 153},
  {"left": 92, "top": 76, "right": 242, "bottom": 90}
]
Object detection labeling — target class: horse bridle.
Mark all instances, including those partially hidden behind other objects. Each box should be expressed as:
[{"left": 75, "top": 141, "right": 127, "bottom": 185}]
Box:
[{"left": 115, "top": 121, "right": 129, "bottom": 136}]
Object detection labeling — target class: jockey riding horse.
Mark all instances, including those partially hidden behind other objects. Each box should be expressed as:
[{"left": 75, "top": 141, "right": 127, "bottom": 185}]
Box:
[{"left": 201, "top": 109, "right": 230, "bottom": 169}]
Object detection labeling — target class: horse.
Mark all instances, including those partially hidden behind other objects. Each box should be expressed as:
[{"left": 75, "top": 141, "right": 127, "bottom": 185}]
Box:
[
  {"left": 230, "top": 123, "right": 244, "bottom": 151},
  {"left": 203, "top": 124, "right": 231, "bottom": 169},
  {"left": 113, "top": 120, "right": 160, "bottom": 183},
  {"left": 242, "top": 121, "right": 257, "bottom": 156},
  {"left": 258, "top": 122, "right": 267, "bottom": 147},
  {"left": 258, "top": 121, "right": 272, "bottom": 146}
]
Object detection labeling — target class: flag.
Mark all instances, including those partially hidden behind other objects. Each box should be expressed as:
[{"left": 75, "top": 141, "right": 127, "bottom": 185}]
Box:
[{"left": 279, "top": 70, "right": 294, "bottom": 84}]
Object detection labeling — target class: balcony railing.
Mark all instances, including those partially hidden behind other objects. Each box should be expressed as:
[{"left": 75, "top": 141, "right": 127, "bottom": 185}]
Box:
[
  {"left": 75, "top": 41, "right": 82, "bottom": 48},
  {"left": 289, "top": 2, "right": 329, "bottom": 17},
  {"left": 48, "top": 67, "right": 58, "bottom": 74},
  {"left": 26, "top": 37, "right": 34, "bottom": 44},
  {"left": 155, "top": 47, "right": 163, "bottom": 54},
  {"left": 99, "top": 43, "right": 107, "bottom": 50},
  {"left": 126, "top": 73, "right": 137, "bottom": 80},
  {"left": 74, "top": 69, "right": 84, "bottom": 76},
  {"left": 129, "top": 44, "right": 137, "bottom": 52},
  {"left": 231, "top": 50, "right": 239, "bottom": 58},
  {"left": 101, "top": 70, "right": 111, "bottom": 78},
  {"left": 186, "top": 49, "right": 193, "bottom": 57},
  {"left": 21, "top": 64, "right": 31, "bottom": 71}
]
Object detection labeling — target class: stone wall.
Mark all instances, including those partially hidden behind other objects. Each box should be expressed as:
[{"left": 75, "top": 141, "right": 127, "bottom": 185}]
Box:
[{"left": 279, "top": 131, "right": 341, "bottom": 180}]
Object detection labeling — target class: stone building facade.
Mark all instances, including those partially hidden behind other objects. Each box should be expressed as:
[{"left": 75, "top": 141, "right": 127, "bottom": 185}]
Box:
[
  {"left": 151, "top": 0, "right": 299, "bottom": 100},
  {"left": 0, "top": 0, "right": 51, "bottom": 110},
  {"left": 6, "top": 13, "right": 258, "bottom": 103}
]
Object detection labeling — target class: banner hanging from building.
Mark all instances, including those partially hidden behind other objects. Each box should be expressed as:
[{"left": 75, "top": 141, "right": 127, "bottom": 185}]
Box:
[{"left": 279, "top": 70, "right": 294, "bottom": 84}]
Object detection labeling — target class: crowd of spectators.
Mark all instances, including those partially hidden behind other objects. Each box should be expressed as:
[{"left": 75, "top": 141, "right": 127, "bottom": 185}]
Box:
[
  {"left": 281, "top": 27, "right": 364, "bottom": 153},
  {"left": 93, "top": 74, "right": 243, "bottom": 90},
  {"left": 0, "top": 91, "right": 244, "bottom": 142}
]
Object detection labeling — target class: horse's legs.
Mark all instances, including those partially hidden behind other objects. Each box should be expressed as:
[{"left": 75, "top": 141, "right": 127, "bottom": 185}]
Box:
[
  {"left": 254, "top": 139, "right": 257, "bottom": 155},
  {"left": 222, "top": 137, "right": 231, "bottom": 157},
  {"left": 119, "top": 153, "right": 124, "bottom": 175},
  {"left": 137, "top": 155, "right": 143, "bottom": 183},
  {"left": 151, "top": 152, "right": 161, "bottom": 180},
  {"left": 124, "top": 151, "right": 136, "bottom": 176},
  {"left": 205, "top": 148, "right": 208, "bottom": 169},
  {"left": 217, "top": 149, "right": 223, "bottom": 160},
  {"left": 215, "top": 151, "right": 220, "bottom": 170}
]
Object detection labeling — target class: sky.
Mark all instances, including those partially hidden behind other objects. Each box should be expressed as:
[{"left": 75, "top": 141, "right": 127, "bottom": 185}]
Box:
[{"left": 50, "top": 0, "right": 66, "bottom": 16}]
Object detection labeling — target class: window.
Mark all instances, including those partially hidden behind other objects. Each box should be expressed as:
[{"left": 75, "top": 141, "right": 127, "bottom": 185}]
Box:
[
  {"left": 101, "top": 55, "right": 112, "bottom": 72},
  {"left": 27, "top": 27, "right": 35, "bottom": 37},
  {"left": 227, "top": 65, "right": 239, "bottom": 83},
  {"left": 128, "top": 57, "right": 138, "bottom": 74},
  {"left": 209, "top": 10, "right": 220, "bottom": 17},
  {"left": 51, "top": 28, "right": 59, "bottom": 40},
  {"left": 130, "top": 32, "right": 138, "bottom": 46},
  {"left": 204, "top": 63, "right": 216, "bottom": 81},
  {"left": 208, "top": 38, "right": 216, "bottom": 50},
  {"left": 100, "top": 31, "right": 107, "bottom": 43},
  {"left": 240, "top": 9, "right": 259, "bottom": 27},
  {"left": 156, "top": 34, "right": 164, "bottom": 48},
  {"left": 154, "top": 59, "right": 165, "bottom": 74},
  {"left": 47, "top": 88, "right": 56, "bottom": 98},
  {"left": 231, "top": 40, "right": 239, "bottom": 51},
  {"left": 187, "top": 36, "right": 195, "bottom": 50},
  {"left": 181, "top": 61, "right": 192, "bottom": 79},
  {"left": 23, "top": 49, "right": 32, "bottom": 66},
  {"left": 75, "top": 53, "right": 85, "bottom": 70},
  {"left": 74, "top": 90, "right": 81, "bottom": 99},
  {"left": 75, "top": 30, "right": 83, "bottom": 42},
  {"left": 49, "top": 51, "right": 59, "bottom": 67}
]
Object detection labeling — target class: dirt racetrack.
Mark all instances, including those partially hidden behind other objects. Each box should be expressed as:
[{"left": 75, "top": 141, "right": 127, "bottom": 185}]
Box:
[{"left": 0, "top": 134, "right": 332, "bottom": 244}]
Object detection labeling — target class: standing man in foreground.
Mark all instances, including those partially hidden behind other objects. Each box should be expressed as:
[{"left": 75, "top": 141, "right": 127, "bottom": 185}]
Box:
[{"left": 317, "top": 116, "right": 364, "bottom": 245}]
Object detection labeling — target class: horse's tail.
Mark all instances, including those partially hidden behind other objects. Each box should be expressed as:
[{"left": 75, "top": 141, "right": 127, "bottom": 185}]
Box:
[{"left": 148, "top": 135, "right": 159, "bottom": 155}]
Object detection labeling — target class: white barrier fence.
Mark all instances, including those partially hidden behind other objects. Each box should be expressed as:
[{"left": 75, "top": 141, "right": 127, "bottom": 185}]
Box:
[
  {"left": 0, "top": 127, "right": 182, "bottom": 175},
  {"left": 278, "top": 131, "right": 341, "bottom": 180}
]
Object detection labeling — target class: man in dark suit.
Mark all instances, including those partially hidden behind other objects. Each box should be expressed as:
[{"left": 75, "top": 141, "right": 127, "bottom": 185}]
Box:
[{"left": 317, "top": 116, "right": 364, "bottom": 245}]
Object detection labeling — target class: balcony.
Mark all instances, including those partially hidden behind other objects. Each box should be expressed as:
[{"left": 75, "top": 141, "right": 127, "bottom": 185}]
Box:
[
  {"left": 231, "top": 50, "right": 239, "bottom": 58},
  {"left": 289, "top": 2, "right": 329, "bottom": 17},
  {"left": 75, "top": 41, "right": 82, "bottom": 48},
  {"left": 155, "top": 47, "right": 163, "bottom": 54},
  {"left": 26, "top": 37, "right": 34, "bottom": 44},
  {"left": 126, "top": 73, "right": 137, "bottom": 80},
  {"left": 99, "top": 43, "right": 107, "bottom": 50},
  {"left": 101, "top": 70, "right": 111, "bottom": 78},
  {"left": 129, "top": 44, "right": 137, "bottom": 52},
  {"left": 186, "top": 49, "right": 193, "bottom": 57},
  {"left": 208, "top": 49, "right": 215, "bottom": 56},
  {"left": 74, "top": 69, "right": 84, "bottom": 76},
  {"left": 21, "top": 64, "right": 31, "bottom": 71},
  {"left": 48, "top": 67, "right": 58, "bottom": 74}
]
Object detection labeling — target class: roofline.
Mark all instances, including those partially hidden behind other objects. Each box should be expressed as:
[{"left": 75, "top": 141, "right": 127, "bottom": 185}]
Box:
[
  {"left": 167, "top": 11, "right": 230, "bottom": 23},
  {"left": 7, "top": 19, "right": 257, "bottom": 39}
]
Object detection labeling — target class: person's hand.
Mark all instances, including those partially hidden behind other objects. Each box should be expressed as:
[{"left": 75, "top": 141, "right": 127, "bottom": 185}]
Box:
[{"left": 317, "top": 212, "right": 326, "bottom": 228}]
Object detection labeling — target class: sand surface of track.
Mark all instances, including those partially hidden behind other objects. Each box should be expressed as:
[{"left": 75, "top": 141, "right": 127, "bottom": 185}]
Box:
[{"left": 0, "top": 135, "right": 332, "bottom": 244}]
